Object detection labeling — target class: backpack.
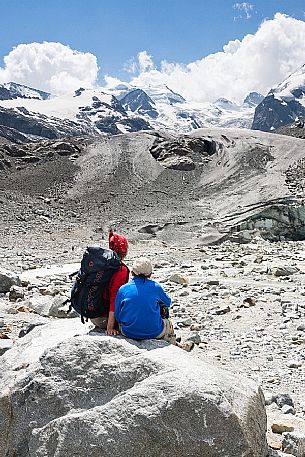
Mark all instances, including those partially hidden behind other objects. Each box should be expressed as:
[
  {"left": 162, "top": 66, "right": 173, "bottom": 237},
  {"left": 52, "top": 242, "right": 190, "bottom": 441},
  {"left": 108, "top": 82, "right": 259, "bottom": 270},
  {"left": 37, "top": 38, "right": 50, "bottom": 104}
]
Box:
[{"left": 68, "top": 245, "right": 122, "bottom": 323}]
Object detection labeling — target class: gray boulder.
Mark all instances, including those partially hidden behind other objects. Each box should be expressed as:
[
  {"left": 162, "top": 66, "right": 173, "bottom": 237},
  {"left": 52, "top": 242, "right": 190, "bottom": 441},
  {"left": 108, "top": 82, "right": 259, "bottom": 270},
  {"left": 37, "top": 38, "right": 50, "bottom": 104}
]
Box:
[
  {"left": 0, "top": 268, "right": 21, "bottom": 293},
  {"left": 0, "top": 319, "right": 268, "bottom": 457},
  {"left": 24, "top": 293, "right": 75, "bottom": 318},
  {"left": 273, "top": 266, "right": 299, "bottom": 277}
]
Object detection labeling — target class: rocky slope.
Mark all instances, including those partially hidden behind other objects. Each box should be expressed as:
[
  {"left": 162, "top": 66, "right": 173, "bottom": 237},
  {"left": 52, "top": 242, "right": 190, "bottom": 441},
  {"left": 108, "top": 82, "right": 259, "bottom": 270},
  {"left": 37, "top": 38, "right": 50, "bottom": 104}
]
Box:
[
  {"left": 2, "top": 127, "right": 305, "bottom": 264},
  {"left": 275, "top": 118, "right": 305, "bottom": 139}
]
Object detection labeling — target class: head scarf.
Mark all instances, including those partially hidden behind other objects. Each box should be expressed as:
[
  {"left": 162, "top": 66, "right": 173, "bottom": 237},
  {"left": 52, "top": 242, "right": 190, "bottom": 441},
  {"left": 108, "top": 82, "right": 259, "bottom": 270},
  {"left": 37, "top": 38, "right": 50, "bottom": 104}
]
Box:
[{"left": 108, "top": 230, "right": 128, "bottom": 256}]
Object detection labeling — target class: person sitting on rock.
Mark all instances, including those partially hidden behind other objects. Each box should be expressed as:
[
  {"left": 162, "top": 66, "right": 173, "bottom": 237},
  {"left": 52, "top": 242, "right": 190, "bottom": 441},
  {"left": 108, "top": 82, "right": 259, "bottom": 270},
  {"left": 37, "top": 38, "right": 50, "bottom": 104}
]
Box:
[
  {"left": 90, "top": 230, "right": 129, "bottom": 336},
  {"left": 114, "top": 257, "right": 177, "bottom": 344}
]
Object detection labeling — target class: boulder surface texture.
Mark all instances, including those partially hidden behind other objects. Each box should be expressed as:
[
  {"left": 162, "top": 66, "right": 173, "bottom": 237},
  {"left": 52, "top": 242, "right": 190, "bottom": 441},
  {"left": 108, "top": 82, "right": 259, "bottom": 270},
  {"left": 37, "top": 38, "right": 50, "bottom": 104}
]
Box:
[{"left": 0, "top": 319, "right": 267, "bottom": 457}]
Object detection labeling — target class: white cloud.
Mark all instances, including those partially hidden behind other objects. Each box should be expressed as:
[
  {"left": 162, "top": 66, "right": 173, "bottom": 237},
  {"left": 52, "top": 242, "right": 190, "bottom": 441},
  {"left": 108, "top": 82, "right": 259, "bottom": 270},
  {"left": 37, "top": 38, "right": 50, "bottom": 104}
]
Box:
[
  {"left": 124, "top": 50, "right": 155, "bottom": 75},
  {"left": 0, "top": 42, "right": 99, "bottom": 95},
  {"left": 137, "top": 51, "right": 155, "bottom": 72},
  {"left": 126, "top": 13, "right": 305, "bottom": 104},
  {"left": 233, "top": 2, "right": 254, "bottom": 20}
]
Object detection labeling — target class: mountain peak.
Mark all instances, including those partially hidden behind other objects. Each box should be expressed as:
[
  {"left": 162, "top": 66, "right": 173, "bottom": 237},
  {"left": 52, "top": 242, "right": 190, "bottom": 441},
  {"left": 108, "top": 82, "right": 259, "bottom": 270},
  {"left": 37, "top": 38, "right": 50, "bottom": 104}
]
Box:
[
  {"left": 1, "top": 82, "right": 50, "bottom": 100},
  {"left": 243, "top": 92, "right": 264, "bottom": 107}
]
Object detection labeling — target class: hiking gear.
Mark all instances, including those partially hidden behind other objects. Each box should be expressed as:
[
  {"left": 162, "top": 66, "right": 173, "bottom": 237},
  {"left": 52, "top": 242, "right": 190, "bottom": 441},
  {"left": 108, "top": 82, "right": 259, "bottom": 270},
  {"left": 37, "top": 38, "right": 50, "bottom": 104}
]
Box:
[
  {"left": 108, "top": 230, "right": 128, "bottom": 256},
  {"left": 114, "top": 277, "right": 171, "bottom": 340},
  {"left": 69, "top": 245, "right": 121, "bottom": 323},
  {"left": 159, "top": 303, "right": 169, "bottom": 319},
  {"left": 132, "top": 257, "right": 153, "bottom": 276}
]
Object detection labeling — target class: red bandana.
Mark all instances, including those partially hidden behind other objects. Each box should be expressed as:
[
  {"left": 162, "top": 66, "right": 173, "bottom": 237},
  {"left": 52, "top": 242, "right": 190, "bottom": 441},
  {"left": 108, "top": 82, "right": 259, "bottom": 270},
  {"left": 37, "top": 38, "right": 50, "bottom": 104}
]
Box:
[{"left": 108, "top": 230, "right": 128, "bottom": 256}]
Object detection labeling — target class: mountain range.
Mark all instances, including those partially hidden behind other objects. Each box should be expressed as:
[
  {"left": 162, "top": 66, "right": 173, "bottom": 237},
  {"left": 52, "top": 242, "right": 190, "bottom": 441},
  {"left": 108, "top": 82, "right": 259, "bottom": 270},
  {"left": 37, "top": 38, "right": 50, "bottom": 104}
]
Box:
[
  {"left": 1, "top": 63, "right": 305, "bottom": 142},
  {"left": 0, "top": 81, "right": 262, "bottom": 141}
]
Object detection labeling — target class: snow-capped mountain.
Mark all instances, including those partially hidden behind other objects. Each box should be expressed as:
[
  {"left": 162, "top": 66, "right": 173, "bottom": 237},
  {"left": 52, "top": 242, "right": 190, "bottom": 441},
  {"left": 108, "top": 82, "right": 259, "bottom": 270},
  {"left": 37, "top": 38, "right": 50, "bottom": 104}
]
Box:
[
  {"left": 0, "top": 87, "right": 150, "bottom": 140},
  {"left": 0, "top": 81, "right": 262, "bottom": 141},
  {"left": 252, "top": 65, "right": 305, "bottom": 131},
  {"left": 0, "top": 82, "right": 50, "bottom": 101},
  {"left": 109, "top": 83, "right": 257, "bottom": 132},
  {"left": 120, "top": 89, "right": 159, "bottom": 119}
]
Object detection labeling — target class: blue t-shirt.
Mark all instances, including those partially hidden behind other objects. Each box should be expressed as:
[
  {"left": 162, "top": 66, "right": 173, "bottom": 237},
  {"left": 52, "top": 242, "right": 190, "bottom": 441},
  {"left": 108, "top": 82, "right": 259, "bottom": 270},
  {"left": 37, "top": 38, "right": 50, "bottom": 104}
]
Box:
[{"left": 114, "top": 277, "right": 171, "bottom": 340}]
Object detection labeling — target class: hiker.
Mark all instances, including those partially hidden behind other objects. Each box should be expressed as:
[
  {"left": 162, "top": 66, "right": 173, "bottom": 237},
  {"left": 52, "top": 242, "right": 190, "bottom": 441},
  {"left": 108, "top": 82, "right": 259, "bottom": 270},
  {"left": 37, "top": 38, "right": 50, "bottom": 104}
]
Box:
[
  {"left": 114, "top": 257, "right": 177, "bottom": 344},
  {"left": 90, "top": 230, "right": 129, "bottom": 335}
]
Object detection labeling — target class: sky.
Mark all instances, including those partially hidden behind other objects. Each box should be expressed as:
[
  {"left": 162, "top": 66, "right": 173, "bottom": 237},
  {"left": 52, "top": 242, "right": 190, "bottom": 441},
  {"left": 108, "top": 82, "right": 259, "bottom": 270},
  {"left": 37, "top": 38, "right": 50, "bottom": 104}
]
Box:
[{"left": 1, "top": 0, "right": 305, "bottom": 103}]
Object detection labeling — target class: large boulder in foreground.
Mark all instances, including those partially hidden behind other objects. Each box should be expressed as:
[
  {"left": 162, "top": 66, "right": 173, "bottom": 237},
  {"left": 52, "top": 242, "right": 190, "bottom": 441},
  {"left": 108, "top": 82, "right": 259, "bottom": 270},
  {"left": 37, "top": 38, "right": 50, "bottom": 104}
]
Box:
[{"left": 0, "top": 319, "right": 267, "bottom": 457}]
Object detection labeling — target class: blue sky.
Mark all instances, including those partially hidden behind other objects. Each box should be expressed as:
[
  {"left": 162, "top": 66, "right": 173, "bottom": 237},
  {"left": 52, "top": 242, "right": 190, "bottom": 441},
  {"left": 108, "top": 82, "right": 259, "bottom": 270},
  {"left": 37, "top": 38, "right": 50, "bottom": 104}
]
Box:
[
  {"left": 1, "top": 0, "right": 305, "bottom": 82},
  {"left": 1, "top": 0, "right": 305, "bottom": 102}
]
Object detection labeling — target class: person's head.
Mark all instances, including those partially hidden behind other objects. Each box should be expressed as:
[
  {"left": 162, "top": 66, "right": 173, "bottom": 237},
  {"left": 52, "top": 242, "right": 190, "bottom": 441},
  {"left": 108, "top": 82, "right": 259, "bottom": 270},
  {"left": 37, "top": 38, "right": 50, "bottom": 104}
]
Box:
[
  {"left": 108, "top": 230, "right": 128, "bottom": 260},
  {"left": 131, "top": 257, "right": 153, "bottom": 279}
]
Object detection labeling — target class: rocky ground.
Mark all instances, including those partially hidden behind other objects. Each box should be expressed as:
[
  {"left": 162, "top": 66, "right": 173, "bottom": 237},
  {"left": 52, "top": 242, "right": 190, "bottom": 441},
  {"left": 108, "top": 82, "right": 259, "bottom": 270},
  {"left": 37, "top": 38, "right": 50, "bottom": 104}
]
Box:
[
  {"left": 2, "top": 127, "right": 305, "bottom": 455},
  {"left": 1, "top": 236, "right": 305, "bottom": 455}
]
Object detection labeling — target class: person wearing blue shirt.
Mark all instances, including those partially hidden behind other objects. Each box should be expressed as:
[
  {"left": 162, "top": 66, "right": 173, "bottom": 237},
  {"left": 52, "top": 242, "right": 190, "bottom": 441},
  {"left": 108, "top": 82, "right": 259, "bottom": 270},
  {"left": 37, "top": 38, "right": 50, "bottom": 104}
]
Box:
[{"left": 114, "top": 257, "right": 176, "bottom": 343}]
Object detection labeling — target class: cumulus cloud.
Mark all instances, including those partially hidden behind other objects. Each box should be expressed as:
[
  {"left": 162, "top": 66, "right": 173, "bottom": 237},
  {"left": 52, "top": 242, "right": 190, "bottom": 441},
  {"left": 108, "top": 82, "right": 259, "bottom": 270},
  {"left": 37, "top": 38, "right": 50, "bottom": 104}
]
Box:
[
  {"left": 124, "top": 50, "right": 155, "bottom": 75},
  {"left": 233, "top": 2, "right": 254, "bottom": 20},
  {"left": 0, "top": 42, "right": 99, "bottom": 95},
  {"left": 123, "top": 13, "right": 305, "bottom": 104}
]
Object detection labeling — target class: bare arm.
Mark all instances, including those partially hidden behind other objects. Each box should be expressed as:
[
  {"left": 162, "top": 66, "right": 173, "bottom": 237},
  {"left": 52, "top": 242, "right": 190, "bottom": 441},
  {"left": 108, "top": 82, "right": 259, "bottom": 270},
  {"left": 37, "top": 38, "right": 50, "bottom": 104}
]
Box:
[{"left": 106, "top": 311, "right": 119, "bottom": 336}]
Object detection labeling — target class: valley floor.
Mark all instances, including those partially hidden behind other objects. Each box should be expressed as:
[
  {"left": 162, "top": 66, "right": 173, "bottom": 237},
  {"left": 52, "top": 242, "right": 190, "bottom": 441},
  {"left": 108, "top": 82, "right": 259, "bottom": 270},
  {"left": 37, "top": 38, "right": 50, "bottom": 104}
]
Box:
[{"left": 1, "top": 236, "right": 305, "bottom": 454}]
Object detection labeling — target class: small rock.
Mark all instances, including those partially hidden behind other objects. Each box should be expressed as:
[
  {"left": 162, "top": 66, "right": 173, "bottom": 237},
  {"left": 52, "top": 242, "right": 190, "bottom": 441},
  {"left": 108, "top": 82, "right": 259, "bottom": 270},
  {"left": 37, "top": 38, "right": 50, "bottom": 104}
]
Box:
[
  {"left": 271, "top": 393, "right": 294, "bottom": 409},
  {"left": 168, "top": 274, "right": 189, "bottom": 285},
  {"left": 206, "top": 279, "right": 220, "bottom": 286},
  {"left": 282, "top": 431, "right": 305, "bottom": 456},
  {"left": 254, "top": 255, "right": 263, "bottom": 264},
  {"left": 179, "top": 290, "right": 189, "bottom": 297},
  {"left": 273, "top": 266, "right": 299, "bottom": 277},
  {"left": 0, "top": 338, "right": 13, "bottom": 355},
  {"left": 198, "top": 342, "right": 208, "bottom": 349},
  {"left": 185, "top": 332, "right": 201, "bottom": 345},
  {"left": 243, "top": 297, "right": 256, "bottom": 307},
  {"left": 180, "top": 317, "right": 192, "bottom": 326},
  {"left": 287, "top": 360, "right": 302, "bottom": 369},
  {"left": 215, "top": 305, "right": 231, "bottom": 315},
  {"left": 16, "top": 305, "right": 34, "bottom": 313},
  {"left": 190, "top": 323, "right": 202, "bottom": 331},
  {"left": 9, "top": 285, "right": 25, "bottom": 302},
  {"left": 271, "top": 421, "right": 294, "bottom": 434},
  {"left": 18, "top": 323, "right": 45, "bottom": 338},
  {"left": 281, "top": 405, "right": 296, "bottom": 415}
]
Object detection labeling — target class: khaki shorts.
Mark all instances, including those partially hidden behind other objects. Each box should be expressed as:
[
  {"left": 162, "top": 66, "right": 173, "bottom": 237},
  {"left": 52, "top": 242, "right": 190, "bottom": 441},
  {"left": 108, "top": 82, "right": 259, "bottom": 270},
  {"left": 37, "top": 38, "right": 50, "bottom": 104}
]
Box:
[
  {"left": 120, "top": 318, "right": 176, "bottom": 345},
  {"left": 90, "top": 316, "right": 107, "bottom": 329},
  {"left": 156, "top": 318, "right": 176, "bottom": 345}
]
